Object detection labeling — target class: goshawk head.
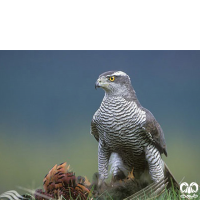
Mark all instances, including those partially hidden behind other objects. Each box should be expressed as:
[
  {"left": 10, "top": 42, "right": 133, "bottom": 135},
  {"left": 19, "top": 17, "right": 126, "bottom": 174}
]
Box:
[{"left": 95, "top": 71, "right": 135, "bottom": 97}]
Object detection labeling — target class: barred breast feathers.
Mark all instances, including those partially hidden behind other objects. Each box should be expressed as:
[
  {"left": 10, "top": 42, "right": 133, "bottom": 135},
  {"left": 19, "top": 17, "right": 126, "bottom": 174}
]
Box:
[{"left": 94, "top": 95, "right": 146, "bottom": 132}]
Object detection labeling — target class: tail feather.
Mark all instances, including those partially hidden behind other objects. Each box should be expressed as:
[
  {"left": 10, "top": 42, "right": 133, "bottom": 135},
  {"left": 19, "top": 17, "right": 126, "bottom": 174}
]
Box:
[
  {"left": 164, "top": 162, "right": 180, "bottom": 190},
  {"left": 123, "top": 178, "right": 168, "bottom": 200},
  {"left": 122, "top": 163, "right": 180, "bottom": 199}
]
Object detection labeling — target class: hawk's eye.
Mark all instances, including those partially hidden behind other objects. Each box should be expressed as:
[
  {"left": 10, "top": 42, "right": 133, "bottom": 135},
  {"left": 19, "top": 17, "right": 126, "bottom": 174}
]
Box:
[{"left": 109, "top": 76, "right": 115, "bottom": 81}]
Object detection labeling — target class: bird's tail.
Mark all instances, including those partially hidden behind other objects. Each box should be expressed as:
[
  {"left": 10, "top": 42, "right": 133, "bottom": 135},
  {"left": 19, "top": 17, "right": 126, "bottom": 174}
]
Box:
[
  {"left": 123, "top": 162, "right": 180, "bottom": 199},
  {"left": 164, "top": 162, "right": 180, "bottom": 191}
]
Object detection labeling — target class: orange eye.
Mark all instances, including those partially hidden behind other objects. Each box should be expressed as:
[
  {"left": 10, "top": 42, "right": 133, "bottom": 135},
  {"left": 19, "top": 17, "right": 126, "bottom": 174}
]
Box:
[{"left": 109, "top": 76, "right": 115, "bottom": 81}]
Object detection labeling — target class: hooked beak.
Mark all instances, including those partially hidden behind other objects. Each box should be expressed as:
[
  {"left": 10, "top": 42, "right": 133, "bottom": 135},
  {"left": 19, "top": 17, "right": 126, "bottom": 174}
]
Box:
[
  {"left": 95, "top": 79, "right": 101, "bottom": 89},
  {"left": 95, "top": 77, "right": 108, "bottom": 90}
]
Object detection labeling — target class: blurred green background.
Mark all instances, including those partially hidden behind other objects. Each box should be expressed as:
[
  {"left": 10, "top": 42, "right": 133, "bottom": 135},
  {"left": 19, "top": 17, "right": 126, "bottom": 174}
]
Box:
[{"left": 0, "top": 51, "right": 200, "bottom": 194}]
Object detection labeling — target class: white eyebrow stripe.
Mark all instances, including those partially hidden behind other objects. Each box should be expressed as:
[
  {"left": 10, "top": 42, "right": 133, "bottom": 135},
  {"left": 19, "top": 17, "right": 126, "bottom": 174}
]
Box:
[{"left": 111, "top": 71, "right": 127, "bottom": 76}]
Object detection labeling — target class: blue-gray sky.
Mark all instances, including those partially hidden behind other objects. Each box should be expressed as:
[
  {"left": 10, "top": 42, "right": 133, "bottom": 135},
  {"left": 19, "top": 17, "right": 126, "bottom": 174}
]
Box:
[{"left": 0, "top": 51, "right": 200, "bottom": 193}]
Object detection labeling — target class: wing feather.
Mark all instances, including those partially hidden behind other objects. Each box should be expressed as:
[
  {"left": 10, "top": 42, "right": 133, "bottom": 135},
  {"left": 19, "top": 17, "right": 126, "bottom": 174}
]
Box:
[
  {"left": 143, "top": 108, "right": 167, "bottom": 156},
  {"left": 91, "top": 119, "right": 99, "bottom": 142}
]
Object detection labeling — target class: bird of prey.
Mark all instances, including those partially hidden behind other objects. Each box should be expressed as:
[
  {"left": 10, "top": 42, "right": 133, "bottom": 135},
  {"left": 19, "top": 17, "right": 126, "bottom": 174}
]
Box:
[{"left": 91, "top": 70, "right": 179, "bottom": 190}]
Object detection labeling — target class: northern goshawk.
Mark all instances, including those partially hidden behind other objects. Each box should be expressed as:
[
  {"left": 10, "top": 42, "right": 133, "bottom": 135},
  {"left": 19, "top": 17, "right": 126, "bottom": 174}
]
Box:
[{"left": 91, "top": 70, "right": 178, "bottom": 188}]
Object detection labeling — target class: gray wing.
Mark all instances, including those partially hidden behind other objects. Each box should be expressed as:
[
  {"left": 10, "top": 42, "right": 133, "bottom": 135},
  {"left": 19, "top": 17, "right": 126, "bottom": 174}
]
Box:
[
  {"left": 143, "top": 108, "right": 167, "bottom": 156},
  {"left": 91, "top": 119, "right": 99, "bottom": 142}
]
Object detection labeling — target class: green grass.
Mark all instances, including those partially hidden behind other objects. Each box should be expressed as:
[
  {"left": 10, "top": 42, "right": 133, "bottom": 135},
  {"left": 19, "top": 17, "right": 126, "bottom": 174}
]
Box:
[
  {"left": 20, "top": 185, "right": 200, "bottom": 200},
  {"left": 18, "top": 175, "right": 200, "bottom": 200}
]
